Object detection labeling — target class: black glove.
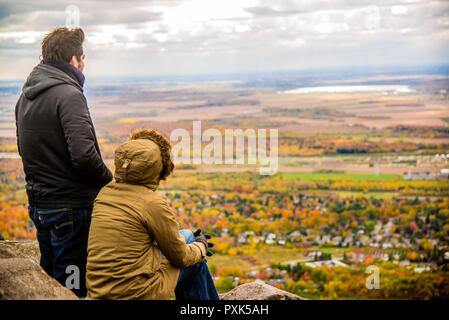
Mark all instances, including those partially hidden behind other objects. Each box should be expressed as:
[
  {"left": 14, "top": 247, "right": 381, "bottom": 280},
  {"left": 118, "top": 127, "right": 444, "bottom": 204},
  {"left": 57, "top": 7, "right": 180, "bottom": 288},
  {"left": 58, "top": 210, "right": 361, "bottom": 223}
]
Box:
[{"left": 193, "top": 228, "right": 214, "bottom": 257}]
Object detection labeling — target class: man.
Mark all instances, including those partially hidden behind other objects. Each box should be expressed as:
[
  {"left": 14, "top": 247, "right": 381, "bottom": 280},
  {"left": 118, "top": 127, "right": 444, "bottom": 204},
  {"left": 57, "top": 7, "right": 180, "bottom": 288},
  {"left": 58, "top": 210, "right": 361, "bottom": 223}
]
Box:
[
  {"left": 87, "top": 128, "right": 219, "bottom": 300},
  {"left": 15, "top": 27, "right": 112, "bottom": 297}
]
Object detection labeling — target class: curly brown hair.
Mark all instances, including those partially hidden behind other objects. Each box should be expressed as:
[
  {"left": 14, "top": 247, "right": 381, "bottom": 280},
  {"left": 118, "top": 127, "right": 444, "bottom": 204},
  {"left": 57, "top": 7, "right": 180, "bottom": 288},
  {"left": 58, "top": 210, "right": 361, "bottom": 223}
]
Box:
[{"left": 128, "top": 128, "right": 174, "bottom": 180}]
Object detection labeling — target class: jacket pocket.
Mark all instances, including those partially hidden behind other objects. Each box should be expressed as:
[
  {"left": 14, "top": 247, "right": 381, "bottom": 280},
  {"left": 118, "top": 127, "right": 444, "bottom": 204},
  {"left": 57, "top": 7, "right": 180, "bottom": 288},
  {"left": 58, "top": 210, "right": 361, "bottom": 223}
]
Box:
[
  {"left": 147, "top": 245, "right": 162, "bottom": 274},
  {"left": 37, "top": 208, "right": 74, "bottom": 242}
]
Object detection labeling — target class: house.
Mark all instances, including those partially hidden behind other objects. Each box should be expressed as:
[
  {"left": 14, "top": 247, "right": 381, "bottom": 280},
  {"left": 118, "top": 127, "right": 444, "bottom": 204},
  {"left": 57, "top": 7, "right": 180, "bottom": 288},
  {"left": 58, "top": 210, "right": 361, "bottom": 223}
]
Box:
[
  {"left": 306, "top": 250, "right": 321, "bottom": 260},
  {"left": 384, "top": 220, "right": 394, "bottom": 236},
  {"left": 382, "top": 242, "right": 393, "bottom": 249},
  {"left": 332, "top": 236, "right": 342, "bottom": 246},
  {"left": 287, "top": 230, "right": 303, "bottom": 242},
  {"left": 301, "top": 242, "right": 313, "bottom": 248},
  {"left": 278, "top": 238, "right": 286, "bottom": 246},
  {"left": 439, "top": 168, "right": 449, "bottom": 179},
  {"left": 247, "top": 270, "right": 258, "bottom": 278},
  {"left": 238, "top": 231, "right": 255, "bottom": 244},
  {"left": 238, "top": 235, "right": 248, "bottom": 244},
  {"left": 398, "top": 260, "right": 410, "bottom": 266},
  {"left": 393, "top": 156, "right": 417, "bottom": 164},
  {"left": 220, "top": 228, "right": 229, "bottom": 237},
  {"left": 342, "top": 236, "right": 354, "bottom": 247},
  {"left": 357, "top": 254, "right": 366, "bottom": 263},
  {"left": 305, "top": 260, "right": 349, "bottom": 268},
  {"left": 265, "top": 233, "right": 276, "bottom": 245},
  {"left": 414, "top": 264, "right": 435, "bottom": 273},
  {"left": 403, "top": 171, "right": 438, "bottom": 180},
  {"left": 390, "top": 238, "right": 399, "bottom": 247}
]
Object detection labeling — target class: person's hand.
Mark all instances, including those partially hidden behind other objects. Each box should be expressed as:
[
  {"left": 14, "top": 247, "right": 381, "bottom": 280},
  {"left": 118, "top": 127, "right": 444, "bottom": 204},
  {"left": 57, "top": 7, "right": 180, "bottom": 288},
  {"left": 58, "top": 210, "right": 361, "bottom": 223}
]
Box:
[{"left": 193, "top": 228, "right": 214, "bottom": 257}]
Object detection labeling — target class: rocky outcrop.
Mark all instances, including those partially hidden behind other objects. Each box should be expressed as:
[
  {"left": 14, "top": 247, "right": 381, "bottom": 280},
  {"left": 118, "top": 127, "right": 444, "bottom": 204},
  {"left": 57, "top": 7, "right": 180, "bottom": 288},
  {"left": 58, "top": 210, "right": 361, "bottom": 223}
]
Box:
[
  {"left": 0, "top": 240, "right": 40, "bottom": 263},
  {"left": 221, "top": 280, "right": 305, "bottom": 300},
  {"left": 0, "top": 240, "right": 77, "bottom": 300},
  {"left": 1, "top": 240, "right": 305, "bottom": 300}
]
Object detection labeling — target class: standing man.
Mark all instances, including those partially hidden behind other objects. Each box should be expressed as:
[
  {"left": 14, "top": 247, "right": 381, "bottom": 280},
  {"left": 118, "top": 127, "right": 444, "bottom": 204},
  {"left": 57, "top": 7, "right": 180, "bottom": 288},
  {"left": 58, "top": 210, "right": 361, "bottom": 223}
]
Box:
[{"left": 15, "top": 27, "right": 112, "bottom": 297}]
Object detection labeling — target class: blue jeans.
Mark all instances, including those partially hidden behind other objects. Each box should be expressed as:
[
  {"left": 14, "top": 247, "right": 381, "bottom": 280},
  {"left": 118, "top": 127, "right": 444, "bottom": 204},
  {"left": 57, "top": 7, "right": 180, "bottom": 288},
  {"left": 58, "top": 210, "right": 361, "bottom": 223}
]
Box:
[
  {"left": 175, "top": 229, "right": 220, "bottom": 300},
  {"left": 28, "top": 206, "right": 92, "bottom": 297}
]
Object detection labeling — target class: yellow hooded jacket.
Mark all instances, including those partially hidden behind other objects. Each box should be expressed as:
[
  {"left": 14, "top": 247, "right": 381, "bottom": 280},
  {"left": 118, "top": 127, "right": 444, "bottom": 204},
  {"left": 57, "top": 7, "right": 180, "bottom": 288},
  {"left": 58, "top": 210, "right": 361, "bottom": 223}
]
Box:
[{"left": 86, "top": 139, "right": 206, "bottom": 299}]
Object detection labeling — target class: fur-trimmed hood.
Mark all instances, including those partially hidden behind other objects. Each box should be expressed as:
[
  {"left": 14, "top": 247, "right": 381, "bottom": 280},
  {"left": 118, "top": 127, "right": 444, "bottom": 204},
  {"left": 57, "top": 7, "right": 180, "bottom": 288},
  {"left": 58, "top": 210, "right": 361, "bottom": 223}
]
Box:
[{"left": 113, "top": 139, "right": 163, "bottom": 190}]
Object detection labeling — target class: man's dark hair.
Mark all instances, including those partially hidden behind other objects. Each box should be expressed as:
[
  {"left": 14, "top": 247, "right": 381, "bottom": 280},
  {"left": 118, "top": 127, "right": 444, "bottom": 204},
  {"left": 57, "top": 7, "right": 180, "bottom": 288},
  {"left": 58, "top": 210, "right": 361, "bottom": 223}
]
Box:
[{"left": 41, "top": 27, "right": 84, "bottom": 63}]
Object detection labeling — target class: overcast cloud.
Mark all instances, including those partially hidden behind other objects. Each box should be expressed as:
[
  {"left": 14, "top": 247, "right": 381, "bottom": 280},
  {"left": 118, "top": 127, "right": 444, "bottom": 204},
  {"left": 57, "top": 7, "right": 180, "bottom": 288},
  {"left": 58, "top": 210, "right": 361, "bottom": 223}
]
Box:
[{"left": 0, "top": 0, "right": 448, "bottom": 79}]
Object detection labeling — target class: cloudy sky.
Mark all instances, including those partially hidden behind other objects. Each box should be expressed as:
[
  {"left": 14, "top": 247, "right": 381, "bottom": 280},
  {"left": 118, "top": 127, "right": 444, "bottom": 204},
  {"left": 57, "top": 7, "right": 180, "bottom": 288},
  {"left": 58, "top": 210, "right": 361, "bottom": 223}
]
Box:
[{"left": 0, "top": 0, "right": 448, "bottom": 80}]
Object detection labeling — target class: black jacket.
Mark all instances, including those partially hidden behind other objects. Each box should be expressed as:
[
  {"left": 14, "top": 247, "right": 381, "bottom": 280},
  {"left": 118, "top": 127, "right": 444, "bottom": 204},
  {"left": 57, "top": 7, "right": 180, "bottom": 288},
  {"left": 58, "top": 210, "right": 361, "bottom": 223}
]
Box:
[{"left": 15, "top": 63, "right": 113, "bottom": 208}]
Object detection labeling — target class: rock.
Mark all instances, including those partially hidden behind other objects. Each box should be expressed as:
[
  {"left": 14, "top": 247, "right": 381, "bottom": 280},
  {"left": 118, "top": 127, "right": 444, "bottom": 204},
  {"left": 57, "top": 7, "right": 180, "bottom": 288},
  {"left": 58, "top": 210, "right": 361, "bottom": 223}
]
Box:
[
  {"left": 221, "top": 280, "right": 305, "bottom": 300},
  {"left": 0, "top": 240, "right": 78, "bottom": 300},
  {"left": 0, "top": 258, "right": 78, "bottom": 300}
]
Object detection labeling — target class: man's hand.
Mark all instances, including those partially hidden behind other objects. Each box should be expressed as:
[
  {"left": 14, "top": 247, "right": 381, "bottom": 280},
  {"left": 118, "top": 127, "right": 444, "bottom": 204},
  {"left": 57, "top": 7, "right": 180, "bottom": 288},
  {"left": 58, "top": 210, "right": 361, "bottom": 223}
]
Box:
[{"left": 193, "top": 228, "right": 214, "bottom": 257}]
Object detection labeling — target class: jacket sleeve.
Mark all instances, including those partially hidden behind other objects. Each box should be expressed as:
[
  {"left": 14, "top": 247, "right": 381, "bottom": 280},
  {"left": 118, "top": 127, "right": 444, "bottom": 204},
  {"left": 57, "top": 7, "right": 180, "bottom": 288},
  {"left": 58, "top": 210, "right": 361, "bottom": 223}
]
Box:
[
  {"left": 144, "top": 197, "right": 207, "bottom": 269},
  {"left": 58, "top": 90, "right": 113, "bottom": 186}
]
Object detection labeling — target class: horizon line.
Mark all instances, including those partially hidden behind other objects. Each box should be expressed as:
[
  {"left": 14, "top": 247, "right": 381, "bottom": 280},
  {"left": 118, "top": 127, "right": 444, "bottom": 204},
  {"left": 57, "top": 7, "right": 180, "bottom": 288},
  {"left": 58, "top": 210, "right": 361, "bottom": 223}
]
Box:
[{"left": 1, "top": 63, "right": 449, "bottom": 83}]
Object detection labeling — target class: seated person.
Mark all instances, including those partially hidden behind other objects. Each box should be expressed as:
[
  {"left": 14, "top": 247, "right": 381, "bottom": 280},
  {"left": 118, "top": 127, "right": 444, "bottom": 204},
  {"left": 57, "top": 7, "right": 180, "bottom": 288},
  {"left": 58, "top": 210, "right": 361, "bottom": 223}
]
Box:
[{"left": 86, "top": 128, "right": 219, "bottom": 300}]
